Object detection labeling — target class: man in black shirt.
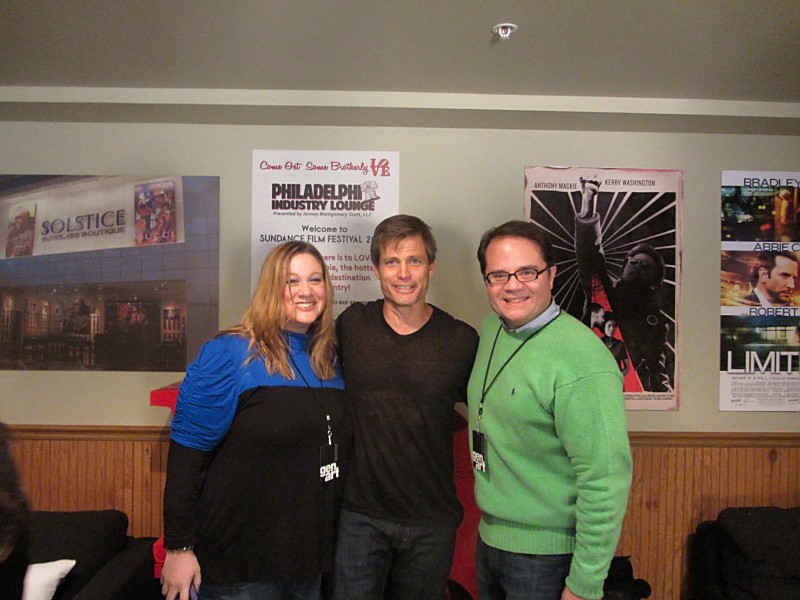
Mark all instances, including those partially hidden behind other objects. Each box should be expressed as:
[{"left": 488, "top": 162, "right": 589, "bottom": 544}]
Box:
[{"left": 333, "top": 215, "right": 478, "bottom": 600}]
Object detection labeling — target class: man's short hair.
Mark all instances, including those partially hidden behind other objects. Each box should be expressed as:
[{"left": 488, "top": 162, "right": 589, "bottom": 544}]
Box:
[
  {"left": 477, "top": 220, "right": 554, "bottom": 274},
  {"left": 370, "top": 214, "right": 437, "bottom": 266},
  {"left": 751, "top": 250, "right": 798, "bottom": 286},
  {"left": 626, "top": 243, "right": 666, "bottom": 287}
]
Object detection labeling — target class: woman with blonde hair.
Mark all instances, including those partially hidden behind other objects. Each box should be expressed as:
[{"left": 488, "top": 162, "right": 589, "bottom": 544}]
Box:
[{"left": 161, "top": 241, "right": 352, "bottom": 600}]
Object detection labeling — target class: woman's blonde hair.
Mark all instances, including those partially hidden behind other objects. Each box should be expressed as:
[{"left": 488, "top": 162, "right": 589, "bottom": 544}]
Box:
[{"left": 224, "top": 241, "right": 337, "bottom": 380}]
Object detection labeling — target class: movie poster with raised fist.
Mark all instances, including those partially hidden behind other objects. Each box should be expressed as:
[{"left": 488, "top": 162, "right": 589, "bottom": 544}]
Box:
[{"left": 525, "top": 167, "right": 682, "bottom": 410}]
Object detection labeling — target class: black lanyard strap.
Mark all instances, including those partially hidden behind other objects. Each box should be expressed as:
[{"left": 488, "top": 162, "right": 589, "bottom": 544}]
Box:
[
  {"left": 476, "top": 318, "right": 556, "bottom": 430},
  {"left": 288, "top": 352, "right": 333, "bottom": 445}
]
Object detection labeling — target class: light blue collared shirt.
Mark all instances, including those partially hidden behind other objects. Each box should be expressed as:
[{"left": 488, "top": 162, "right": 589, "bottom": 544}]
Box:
[{"left": 499, "top": 299, "right": 561, "bottom": 334}]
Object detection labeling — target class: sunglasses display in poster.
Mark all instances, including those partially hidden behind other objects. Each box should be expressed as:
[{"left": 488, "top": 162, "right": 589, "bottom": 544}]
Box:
[
  {"left": 524, "top": 167, "right": 682, "bottom": 411},
  {"left": 720, "top": 171, "right": 800, "bottom": 411},
  {"left": 252, "top": 150, "right": 399, "bottom": 314}
]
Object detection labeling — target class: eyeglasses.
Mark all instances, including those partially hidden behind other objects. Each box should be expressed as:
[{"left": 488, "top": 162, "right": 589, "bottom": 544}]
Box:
[{"left": 484, "top": 266, "right": 550, "bottom": 285}]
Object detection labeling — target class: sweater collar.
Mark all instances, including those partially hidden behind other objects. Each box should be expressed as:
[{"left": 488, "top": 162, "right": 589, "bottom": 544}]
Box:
[{"left": 284, "top": 330, "right": 310, "bottom": 352}]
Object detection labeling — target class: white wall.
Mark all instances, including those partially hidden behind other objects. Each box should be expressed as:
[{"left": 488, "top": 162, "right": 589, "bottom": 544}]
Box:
[{"left": 1, "top": 120, "right": 798, "bottom": 432}]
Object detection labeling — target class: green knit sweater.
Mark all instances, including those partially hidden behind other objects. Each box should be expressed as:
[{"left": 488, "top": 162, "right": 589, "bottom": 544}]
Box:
[{"left": 468, "top": 311, "right": 632, "bottom": 600}]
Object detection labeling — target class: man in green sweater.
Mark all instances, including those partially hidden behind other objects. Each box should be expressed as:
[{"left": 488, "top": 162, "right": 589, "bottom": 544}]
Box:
[{"left": 468, "top": 220, "right": 632, "bottom": 600}]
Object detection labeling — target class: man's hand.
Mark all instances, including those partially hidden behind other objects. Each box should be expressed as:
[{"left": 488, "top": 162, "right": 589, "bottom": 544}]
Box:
[
  {"left": 161, "top": 551, "right": 201, "bottom": 600},
  {"left": 561, "top": 586, "right": 588, "bottom": 600},
  {"left": 579, "top": 177, "right": 601, "bottom": 194},
  {"left": 578, "top": 177, "right": 601, "bottom": 217},
  {"left": 454, "top": 402, "right": 468, "bottom": 421}
]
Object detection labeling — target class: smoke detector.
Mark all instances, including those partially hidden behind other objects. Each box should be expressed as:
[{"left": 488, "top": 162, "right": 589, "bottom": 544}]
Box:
[{"left": 492, "top": 23, "right": 518, "bottom": 40}]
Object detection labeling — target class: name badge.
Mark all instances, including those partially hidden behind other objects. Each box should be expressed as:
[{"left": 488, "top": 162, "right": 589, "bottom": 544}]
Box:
[
  {"left": 320, "top": 443, "right": 339, "bottom": 482},
  {"left": 472, "top": 430, "right": 487, "bottom": 473}
]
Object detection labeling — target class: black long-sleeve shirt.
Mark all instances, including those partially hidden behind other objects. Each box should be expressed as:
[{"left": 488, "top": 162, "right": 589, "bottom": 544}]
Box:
[{"left": 336, "top": 300, "right": 478, "bottom": 528}]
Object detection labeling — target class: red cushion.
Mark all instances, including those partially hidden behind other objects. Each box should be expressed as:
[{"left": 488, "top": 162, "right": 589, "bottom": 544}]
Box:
[
  {"left": 152, "top": 536, "right": 166, "bottom": 579},
  {"left": 450, "top": 415, "right": 478, "bottom": 599}
]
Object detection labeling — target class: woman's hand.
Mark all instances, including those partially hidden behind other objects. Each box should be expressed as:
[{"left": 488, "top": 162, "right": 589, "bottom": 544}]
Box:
[{"left": 161, "top": 550, "right": 201, "bottom": 600}]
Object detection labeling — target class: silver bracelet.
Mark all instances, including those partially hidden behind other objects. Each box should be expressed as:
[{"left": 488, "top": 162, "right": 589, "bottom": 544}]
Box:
[{"left": 166, "top": 545, "right": 195, "bottom": 553}]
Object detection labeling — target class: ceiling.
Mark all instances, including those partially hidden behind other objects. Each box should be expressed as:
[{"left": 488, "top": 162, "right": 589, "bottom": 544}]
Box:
[{"left": 1, "top": 1, "right": 799, "bottom": 131}]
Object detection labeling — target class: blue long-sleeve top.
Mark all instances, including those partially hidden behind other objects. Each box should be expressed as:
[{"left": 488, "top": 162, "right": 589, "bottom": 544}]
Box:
[
  {"left": 164, "top": 331, "right": 351, "bottom": 585},
  {"left": 171, "top": 331, "right": 344, "bottom": 450}
]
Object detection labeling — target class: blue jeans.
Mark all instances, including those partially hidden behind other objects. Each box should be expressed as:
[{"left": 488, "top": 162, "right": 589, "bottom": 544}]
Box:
[
  {"left": 475, "top": 537, "right": 571, "bottom": 600},
  {"left": 199, "top": 576, "right": 321, "bottom": 600},
  {"left": 332, "top": 509, "right": 456, "bottom": 600}
]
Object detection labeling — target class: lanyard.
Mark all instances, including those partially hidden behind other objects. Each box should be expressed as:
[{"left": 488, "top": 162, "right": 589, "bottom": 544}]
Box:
[
  {"left": 288, "top": 352, "right": 333, "bottom": 445},
  {"left": 476, "top": 318, "right": 554, "bottom": 431}
]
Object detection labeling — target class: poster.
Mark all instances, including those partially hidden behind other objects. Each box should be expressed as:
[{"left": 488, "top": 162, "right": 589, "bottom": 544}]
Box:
[
  {"left": 252, "top": 150, "right": 399, "bottom": 313},
  {"left": 0, "top": 175, "right": 219, "bottom": 372},
  {"left": 0, "top": 176, "right": 183, "bottom": 259},
  {"left": 525, "top": 167, "right": 682, "bottom": 410},
  {"left": 4, "top": 203, "right": 36, "bottom": 258},
  {"left": 720, "top": 171, "right": 800, "bottom": 411},
  {"left": 134, "top": 179, "right": 179, "bottom": 246}
]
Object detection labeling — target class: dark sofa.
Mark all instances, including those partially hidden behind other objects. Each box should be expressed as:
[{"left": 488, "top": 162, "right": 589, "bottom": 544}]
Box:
[
  {"left": 687, "top": 506, "right": 800, "bottom": 600},
  {"left": 27, "top": 510, "right": 161, "bottom": 600}
]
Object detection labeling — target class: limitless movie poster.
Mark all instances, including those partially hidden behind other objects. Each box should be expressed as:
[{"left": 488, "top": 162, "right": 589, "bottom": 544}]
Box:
[{"left": 720, "top": 171, "right": 799, "bottom": 411}]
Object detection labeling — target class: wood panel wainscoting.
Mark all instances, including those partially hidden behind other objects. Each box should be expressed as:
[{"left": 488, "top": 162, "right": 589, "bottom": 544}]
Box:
[
  {"left": 8, "top": 427, "right": 800, "bottom": 600},
  {"left": 8, "top": 425, "right": 170, "bottom": 539}
]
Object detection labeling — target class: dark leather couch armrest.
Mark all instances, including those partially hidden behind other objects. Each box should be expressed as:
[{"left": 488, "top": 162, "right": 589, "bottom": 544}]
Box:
[
  {"left": 687, "top": 520, "right": 726, "bottom": 600},
  {"left": 72, "top": 537, "right": 161, "bottom": 600}
]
